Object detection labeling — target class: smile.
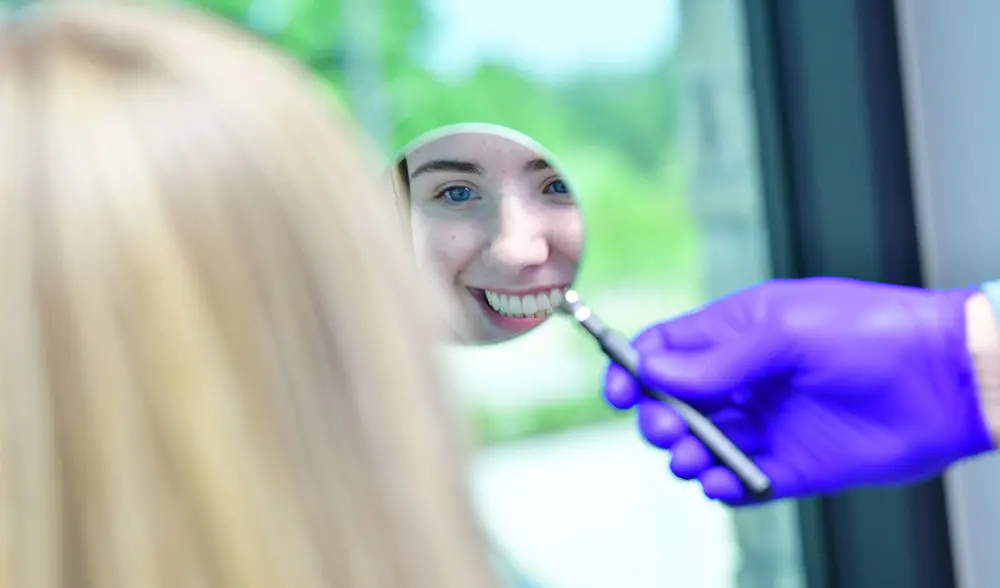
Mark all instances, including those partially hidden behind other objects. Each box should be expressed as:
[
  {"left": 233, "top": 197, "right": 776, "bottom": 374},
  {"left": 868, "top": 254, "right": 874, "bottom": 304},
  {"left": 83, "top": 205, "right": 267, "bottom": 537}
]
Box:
[{"left": 480, "top": 287, "right": 565, "bottom": 319}]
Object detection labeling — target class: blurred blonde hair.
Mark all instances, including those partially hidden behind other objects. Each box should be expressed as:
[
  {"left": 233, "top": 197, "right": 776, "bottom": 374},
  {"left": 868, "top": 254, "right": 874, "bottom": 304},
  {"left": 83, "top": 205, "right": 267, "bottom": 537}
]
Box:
[{"left": 0, "top": 3, "right": 496, "bottom": 588}]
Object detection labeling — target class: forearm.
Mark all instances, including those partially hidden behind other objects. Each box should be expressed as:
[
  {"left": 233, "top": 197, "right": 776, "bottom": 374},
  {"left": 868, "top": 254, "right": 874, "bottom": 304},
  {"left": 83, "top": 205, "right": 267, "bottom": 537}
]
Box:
[{"left": 966, "top": 291, "right": 1000, "bottom": 447}]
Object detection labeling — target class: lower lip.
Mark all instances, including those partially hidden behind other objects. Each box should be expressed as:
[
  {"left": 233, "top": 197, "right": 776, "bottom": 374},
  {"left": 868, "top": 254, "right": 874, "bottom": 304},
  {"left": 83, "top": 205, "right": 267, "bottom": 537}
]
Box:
[{"left": 471, "top": 289, "right": 550, "bottom": 333}]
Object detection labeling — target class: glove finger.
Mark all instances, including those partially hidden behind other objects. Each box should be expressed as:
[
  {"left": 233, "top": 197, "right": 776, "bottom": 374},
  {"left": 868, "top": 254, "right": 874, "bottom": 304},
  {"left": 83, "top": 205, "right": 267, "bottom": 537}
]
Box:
[
  {"left": 604, "top": 362, "right": 641, "bottom": 410},
  {"left": 637, "top": 397, "right": 686, "bottom": 449},
  {"left": 668, "top": 410, "right": 767, "bottom": 480},
  {"left": 699, "top": 467, "right": 744, "bottom": 502},
  {"left": 668, "top": 436, "right": 713, "bottom": 480},
  {"left": 638, "top": 398, "right": 769, "bottom": 452},
  {"left": 700, "top": 458, "right": 803, "bottom": 505}
]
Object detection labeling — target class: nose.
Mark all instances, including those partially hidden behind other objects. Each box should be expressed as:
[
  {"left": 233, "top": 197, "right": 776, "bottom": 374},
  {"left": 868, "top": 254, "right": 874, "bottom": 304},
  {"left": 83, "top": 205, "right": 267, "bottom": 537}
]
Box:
[{"left": 483, "top": 196, "right": 548, "bottom": 274}]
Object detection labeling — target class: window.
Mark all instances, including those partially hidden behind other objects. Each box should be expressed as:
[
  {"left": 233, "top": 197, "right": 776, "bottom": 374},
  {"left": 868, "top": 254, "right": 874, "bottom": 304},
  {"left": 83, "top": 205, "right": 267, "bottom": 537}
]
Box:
[
  {"left": 182, "top": 0, "right": 957, "bottom": 585},
  {"left": 412, "top": 0, "right": 804, "bottom": 586}
]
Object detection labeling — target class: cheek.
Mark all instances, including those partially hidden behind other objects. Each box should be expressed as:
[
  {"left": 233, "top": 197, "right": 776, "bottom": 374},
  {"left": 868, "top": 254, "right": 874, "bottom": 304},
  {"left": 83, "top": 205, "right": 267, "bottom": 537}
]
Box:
[
  {"left": 552, "top": 208, "right": 585, "bottom": 262},
  {"left": 411, "top": 216, "right": 483, "bottom": 279}
]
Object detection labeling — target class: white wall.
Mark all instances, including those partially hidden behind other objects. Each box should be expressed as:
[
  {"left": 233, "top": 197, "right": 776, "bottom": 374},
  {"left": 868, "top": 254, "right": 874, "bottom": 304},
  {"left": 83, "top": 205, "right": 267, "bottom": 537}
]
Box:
[{"left": 895, "top": 2, "right": 1000, "bottom": 587}]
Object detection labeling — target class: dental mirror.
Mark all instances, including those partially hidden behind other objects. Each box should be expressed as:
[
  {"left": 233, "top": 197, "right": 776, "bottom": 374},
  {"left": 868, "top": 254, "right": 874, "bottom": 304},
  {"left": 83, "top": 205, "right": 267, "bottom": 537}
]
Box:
[
  {"left": 389, "top": 123, "right": 584, "bottom": 346},
  {"left": 388, "top": 123, "right": 772, "bottom": 501}
]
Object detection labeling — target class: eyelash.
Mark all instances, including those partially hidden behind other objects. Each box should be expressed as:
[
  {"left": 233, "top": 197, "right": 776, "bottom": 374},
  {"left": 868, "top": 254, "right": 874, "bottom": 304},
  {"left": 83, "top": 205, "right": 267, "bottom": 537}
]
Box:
[
  {"left": 543, "top": 178, "right": 575, "bottom": 202},
  {"left": 433, "top": 185, "right": 479, "bottom": 205},
  {"left": 543, "top": 179, "right": 568, "bottom": 194},
  {"left": 432, "top": 179, "right": 572, "bottom": 205}
]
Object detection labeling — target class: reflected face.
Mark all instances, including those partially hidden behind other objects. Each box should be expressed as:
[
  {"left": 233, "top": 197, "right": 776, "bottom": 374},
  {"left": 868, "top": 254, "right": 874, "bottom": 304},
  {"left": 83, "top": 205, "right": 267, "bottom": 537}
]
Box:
[{"left": 404, "top": 132, "right": 583, "bottom": 344}]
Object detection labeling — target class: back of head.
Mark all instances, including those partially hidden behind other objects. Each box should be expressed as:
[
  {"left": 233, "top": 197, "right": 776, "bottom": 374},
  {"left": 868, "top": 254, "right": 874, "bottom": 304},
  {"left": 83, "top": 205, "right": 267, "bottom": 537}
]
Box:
[{"left": 0, "top": 3, "right": 496, "bottom": 587}]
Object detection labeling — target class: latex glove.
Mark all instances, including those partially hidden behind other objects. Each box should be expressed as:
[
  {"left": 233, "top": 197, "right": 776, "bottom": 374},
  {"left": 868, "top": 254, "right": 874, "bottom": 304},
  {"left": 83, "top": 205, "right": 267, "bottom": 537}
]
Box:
[{"left": 603, "top": 277, "right": 994, "bottom": 504}]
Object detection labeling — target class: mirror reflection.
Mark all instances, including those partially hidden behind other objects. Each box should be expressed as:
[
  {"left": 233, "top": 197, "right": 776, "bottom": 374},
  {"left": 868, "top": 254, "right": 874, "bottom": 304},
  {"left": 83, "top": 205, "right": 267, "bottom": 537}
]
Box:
[{"left": 391, "top": 124, "right": 585, "bottom": 345}]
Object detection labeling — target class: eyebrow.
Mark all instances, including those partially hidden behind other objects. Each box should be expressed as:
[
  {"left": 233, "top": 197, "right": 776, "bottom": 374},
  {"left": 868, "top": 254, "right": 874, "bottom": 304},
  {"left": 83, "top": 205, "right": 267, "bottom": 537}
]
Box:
[
  {"left": 408, "top": 157, "right": 553, "bottom": 179},
  {"left": 524, "top": 158, "right": 552, "bottom": 172},
  {"left": 409, "top": 159, "right": 483, "bottom": 178}
]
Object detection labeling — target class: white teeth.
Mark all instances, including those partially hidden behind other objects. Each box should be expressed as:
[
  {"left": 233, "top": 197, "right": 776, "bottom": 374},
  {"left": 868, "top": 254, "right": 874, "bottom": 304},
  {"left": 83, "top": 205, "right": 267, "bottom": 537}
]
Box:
[
  {"left": 483, "top": 288, "right": 564, "bottom": 318},
  {"left": 535, "top": 293, "right": 551, "bottom": 312}
]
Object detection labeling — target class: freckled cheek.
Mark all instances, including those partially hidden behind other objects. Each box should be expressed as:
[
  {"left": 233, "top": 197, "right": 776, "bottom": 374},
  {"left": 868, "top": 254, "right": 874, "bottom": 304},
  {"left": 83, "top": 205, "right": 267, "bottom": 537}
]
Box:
[
  {"left": 552, "top": 209, "right": 585, "bottom": 262},
  {"left": 420, "top": 224, "right": 485, "bottom": 281}
]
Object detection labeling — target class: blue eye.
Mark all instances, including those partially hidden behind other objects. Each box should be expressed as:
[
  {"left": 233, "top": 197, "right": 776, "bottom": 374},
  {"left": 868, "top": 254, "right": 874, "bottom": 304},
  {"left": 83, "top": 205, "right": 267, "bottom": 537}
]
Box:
[
  {"left": 544, "top": 179, "right": 569, "bottom": 195},
  {"left": 438, "top": 186, "right": 476, "bottom": 204}
]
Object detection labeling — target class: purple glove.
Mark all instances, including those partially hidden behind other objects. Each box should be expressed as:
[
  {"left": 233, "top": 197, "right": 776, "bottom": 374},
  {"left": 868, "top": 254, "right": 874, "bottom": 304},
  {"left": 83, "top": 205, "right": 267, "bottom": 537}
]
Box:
[{"left": 604, "top": 277, "right": 994, "bottom": 504}]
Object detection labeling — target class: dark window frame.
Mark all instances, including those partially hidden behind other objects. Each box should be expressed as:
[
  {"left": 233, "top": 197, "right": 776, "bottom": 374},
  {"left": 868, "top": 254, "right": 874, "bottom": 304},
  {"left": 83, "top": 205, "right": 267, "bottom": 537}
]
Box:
[{"left": 743, "top": 1, "right": 956, "bottom": 587}]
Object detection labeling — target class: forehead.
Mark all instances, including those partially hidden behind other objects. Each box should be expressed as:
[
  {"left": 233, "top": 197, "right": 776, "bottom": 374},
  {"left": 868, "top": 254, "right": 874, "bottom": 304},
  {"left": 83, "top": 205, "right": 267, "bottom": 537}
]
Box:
[{"left": 405, "top": 133, "right": 542, "bottom": 171}]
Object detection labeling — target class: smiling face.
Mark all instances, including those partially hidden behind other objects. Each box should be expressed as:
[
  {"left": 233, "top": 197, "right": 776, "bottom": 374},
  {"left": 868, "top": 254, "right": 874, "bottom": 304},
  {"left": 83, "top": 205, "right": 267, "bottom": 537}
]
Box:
[{"left": 403, "top": 131, "right": 584, "bottom": 344}]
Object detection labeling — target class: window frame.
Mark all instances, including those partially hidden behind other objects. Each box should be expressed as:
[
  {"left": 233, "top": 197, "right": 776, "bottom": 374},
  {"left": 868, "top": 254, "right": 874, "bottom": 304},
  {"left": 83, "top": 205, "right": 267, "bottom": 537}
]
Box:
[{"left": 742, "top": 1, "right": 957, "bottom": 587}]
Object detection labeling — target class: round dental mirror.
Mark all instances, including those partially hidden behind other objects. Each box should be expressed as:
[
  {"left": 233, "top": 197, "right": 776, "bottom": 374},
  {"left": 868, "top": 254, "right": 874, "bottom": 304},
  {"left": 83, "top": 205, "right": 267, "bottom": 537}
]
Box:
[{"left": 388, "top": 123, "right": 585, "bottom": 346}]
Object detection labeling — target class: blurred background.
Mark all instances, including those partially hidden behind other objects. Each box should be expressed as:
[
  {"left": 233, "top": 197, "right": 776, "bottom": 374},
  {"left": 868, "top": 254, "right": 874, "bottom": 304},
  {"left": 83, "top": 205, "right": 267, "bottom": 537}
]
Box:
[
  {"left": 18, "top": 0, "right": 998, "bottom": 586},
  {"left": 185, "top": 0, "right": 797, "bottom": 586},
  {"left": 148, "top": 0, "right": 789, "bottom": 585}
]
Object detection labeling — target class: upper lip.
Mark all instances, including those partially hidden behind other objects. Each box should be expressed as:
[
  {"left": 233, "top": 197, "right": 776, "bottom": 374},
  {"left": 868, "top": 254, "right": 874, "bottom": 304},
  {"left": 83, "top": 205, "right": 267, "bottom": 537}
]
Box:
[{"left": 470, "top": 285, "right": 568, "bottom": 296}]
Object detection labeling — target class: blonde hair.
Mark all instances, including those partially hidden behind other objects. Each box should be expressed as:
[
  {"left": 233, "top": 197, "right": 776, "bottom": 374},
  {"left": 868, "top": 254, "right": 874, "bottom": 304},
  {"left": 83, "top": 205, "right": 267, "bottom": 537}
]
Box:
[{"left": 0, "top": 3, "right": 496, "bottom": 588}]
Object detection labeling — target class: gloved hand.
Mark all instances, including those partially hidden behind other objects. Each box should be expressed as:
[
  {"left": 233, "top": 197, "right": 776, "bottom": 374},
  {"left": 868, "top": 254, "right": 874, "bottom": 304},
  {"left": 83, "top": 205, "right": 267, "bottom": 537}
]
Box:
[{"left": 604, "top": 277, "right": 994, "bottom": 504}]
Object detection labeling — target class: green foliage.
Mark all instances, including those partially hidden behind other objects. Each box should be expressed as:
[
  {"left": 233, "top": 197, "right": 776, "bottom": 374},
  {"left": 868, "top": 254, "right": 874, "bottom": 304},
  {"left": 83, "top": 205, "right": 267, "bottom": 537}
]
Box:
[{"left": 471, "top": 392, "right": 631, "bottom": 447}]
